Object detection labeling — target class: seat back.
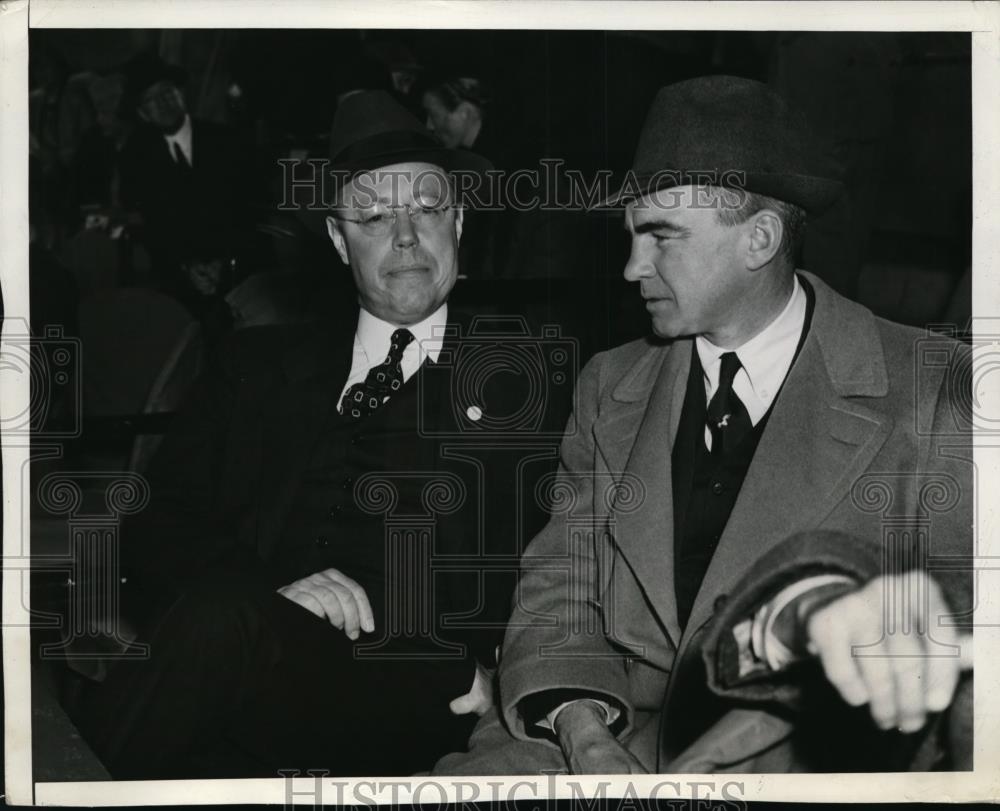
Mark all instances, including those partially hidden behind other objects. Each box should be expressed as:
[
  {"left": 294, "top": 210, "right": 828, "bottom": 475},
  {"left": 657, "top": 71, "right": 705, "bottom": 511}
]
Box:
[
  {"left": 78, "top": 288, "right": 197, "bottom": 418},
  {"left": 127, "top": 319, "right": 205, "bottom": 473}
]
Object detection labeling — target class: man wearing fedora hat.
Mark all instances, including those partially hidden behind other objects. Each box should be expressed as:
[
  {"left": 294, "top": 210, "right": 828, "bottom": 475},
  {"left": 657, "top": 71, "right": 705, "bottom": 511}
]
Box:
[
  {"left": 434, "top": 75, "right": 972, "bottom": 774},
  {"left": 71, "top": 90, "right": 559, "bottom": 778},
  {"left": 118, "top": 53, "right": 252, "bottom": 294}
]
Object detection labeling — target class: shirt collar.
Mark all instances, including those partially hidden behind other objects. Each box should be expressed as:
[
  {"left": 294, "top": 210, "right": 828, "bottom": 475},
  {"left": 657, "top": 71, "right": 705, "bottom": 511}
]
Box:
[
  {"left": 356, "top": 303, "right": 448, "bottom": 366},
  {"left": 164, "top": 114, "right": 192, "bottom": 156},
  {"left": 696, "top": 274, "right": 807, "bottom": 402}
]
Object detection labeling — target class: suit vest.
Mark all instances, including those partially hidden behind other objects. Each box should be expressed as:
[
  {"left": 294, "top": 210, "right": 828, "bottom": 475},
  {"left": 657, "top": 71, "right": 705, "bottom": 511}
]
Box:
[
  {"left": 671, "top": 349, "right": 772, "bottom": 630},
  {"left": 274, "top": 364, "right": 447, "bottom": 650}
]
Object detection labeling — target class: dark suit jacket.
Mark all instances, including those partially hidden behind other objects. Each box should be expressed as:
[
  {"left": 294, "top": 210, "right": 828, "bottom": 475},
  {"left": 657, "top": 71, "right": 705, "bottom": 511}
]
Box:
[
  {"left": 495, "top": 272, "right": 972, "bottom": 771},
  {"left": 119, "top": 118, "right": 252, "bottom": 274},
  {"left": 121, "top": 306, "right": 565, "bottom": 666}
]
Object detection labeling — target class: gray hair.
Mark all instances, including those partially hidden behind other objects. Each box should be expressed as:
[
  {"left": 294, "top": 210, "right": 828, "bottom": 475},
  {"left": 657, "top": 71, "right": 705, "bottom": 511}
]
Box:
[{"left": 713, "top": 186, "right": 806, "bottom": 264}]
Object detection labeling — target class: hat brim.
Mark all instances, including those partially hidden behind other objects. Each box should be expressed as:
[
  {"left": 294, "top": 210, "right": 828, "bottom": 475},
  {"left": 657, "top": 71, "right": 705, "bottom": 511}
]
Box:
[
  {"left": 290, "top": 147, "right": 492, "bottom": 237},
  {"left": 594, "top": 169, "right": 844, "bottom": 216}
]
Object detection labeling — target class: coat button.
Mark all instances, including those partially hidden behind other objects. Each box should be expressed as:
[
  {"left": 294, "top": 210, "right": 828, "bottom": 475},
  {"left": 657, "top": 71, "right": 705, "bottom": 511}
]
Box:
[
  {"left": 711, "top": 481, "right": 724, "bottom": 495},
  {"left": 329, "top": 505, "right": 342, "bottom": 517},
  {"left": 341, "top": 477, "right": 353, "bottom": 490},
  {"left": 314, "top": 536, "right": 330, "bottom": 548},
  {"left": 351, "top": 434, "right": 364, "bottom": 445}
]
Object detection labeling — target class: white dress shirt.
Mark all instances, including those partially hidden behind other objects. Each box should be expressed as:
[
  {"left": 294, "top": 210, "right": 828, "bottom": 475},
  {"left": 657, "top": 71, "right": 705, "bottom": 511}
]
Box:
[
  {"left": 337, "top": 303, "right": 448, "bottom": 411},
  {"left": 695, "top": 275, "right": 807, "bottom": 450},
  {"left": 164, "top": 114, "right": 193, "bottom": 166}
]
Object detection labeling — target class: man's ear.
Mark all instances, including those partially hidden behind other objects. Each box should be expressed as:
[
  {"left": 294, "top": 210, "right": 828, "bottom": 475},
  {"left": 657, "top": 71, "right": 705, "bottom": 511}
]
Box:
[
  {"left": 171, "top": 86, "right": 188, "bottom": 113},
  {"left": 746, "top": 209, "right": 783, "bottom": 271},
  {"left": 327, "top": 216, "right": 350, "bottom": 266},
  {"left": 453, "top": 205, "right": 464, "bottom": 243},
  {"left": 453, "top": 100, "right": 471, "bottom": 123}
]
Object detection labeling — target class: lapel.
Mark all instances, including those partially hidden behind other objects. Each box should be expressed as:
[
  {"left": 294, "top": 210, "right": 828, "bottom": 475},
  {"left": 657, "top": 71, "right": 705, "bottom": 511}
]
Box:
[
  {"left": 416, "top": 310, "right": 467, "bottom": 430},
  {"left": 593, "top": 337, "right": 691, "bottom": 646},
  {"left": 416, "top": 310, "right": 490, "bottom": 557},
  {"left": 683, "top": 272, "right": 895, "bottom": 636},
  {"left": 254, "top": 309, "right": 357, "bottom": 559}
]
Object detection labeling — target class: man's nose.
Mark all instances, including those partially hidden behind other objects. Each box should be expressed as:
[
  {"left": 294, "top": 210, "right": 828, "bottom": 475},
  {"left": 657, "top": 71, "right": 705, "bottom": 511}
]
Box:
[
  {"left": 393, "top": 210, "right": 419, "bottom": 248},
  {"left": 623, "top": 241, "right": 653, "bottom": 282}
]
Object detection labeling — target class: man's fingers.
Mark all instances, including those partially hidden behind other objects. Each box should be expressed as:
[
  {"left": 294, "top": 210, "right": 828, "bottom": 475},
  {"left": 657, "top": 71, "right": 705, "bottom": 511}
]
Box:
[
  {"left": 853, "top": 637, "right": 897, "bottom": 730},
  {"left": 307, "top": 582, "right": 347, "bottom": 629},
  {"left": 958, "top": 634, "right": 974, "bottom": 671},
  {"left": 855, "top": 573, "right": 918, "bottom": 731},
  {"left": 808, "top": 605, "right": 869, "bottom": 707},
  {"left": 328, "top": 582, "right": 362, "bottom": 639},
  {"left": 323, "top": 569, "right": 375, "bottom": 633},
  {"left": 569, "top": 749, "right": 647, "bottom": 776},
  {"left": 279, "top": 571, "right": 374, "bottom": 639},
  {"left": 885, "top": 627, "right": 928, "bottom": 732},
  {"left": 921, "top": 582, "right": 962, "bottom": 713},
  {"left": 449, "top": 693, "right": 475, "bottom": 715},
  {"left": 285, "top": 588, "right": 328, "bottom": 621},
  {"left": 808, "top": 573, "right": 974, "bottom": 730}
]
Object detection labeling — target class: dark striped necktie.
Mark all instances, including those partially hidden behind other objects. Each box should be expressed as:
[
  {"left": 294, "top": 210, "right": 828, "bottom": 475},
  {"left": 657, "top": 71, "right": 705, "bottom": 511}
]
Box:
[
  {"left": 171, "top": 140, "right": 191, "bottom": 169},
  {"left": 706, "top": 351, "right": 752, "bottom": 455}
]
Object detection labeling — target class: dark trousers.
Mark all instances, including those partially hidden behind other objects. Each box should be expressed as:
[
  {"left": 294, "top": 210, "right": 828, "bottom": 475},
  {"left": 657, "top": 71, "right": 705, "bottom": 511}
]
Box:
[{"left": 70, "top": 575, "right": 477, "bottom": 779}]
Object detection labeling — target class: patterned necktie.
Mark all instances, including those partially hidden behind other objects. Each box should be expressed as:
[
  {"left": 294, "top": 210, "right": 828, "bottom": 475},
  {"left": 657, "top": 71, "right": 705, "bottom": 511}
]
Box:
[
  {"left": 340, "top": 328, "right": 415, "bottom": 419},
  {"left": 706, "top": 351, "right": 752, "bottom": 455}
]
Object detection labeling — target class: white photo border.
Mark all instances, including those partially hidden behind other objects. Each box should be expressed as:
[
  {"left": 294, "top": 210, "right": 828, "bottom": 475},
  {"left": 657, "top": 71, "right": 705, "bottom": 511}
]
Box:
[{"left": 3, "top": 0, "right": 998, "bottom": 805}]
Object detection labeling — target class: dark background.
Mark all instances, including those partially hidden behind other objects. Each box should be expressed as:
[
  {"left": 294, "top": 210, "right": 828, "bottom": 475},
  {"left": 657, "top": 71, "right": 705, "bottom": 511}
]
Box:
[
  {"left": 28, "top": 29, "right": 972, "bottom": 351},
  {"left": 21, "top": 28, "right": 973, "bottom": 787}
]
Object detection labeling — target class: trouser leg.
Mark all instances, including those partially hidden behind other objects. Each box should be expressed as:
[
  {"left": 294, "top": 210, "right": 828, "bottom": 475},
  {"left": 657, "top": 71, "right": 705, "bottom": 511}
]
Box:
[{"left": 71, "top": 575, "right": 476, "bottom": 778}]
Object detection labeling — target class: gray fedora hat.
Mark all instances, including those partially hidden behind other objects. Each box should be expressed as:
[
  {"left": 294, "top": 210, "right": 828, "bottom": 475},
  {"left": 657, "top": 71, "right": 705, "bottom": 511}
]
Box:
[
  {"left": 291, "top": 90, "right": 491, "bottom": 235},
  {"left": 600, "top": 75, "right": 843, "bottom": 214}
]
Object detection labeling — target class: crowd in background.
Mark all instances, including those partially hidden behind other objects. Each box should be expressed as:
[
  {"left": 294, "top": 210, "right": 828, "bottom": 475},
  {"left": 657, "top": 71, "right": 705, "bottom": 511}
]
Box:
[{"left": 26, "top": 29, "right": 973, "bottom": 449}]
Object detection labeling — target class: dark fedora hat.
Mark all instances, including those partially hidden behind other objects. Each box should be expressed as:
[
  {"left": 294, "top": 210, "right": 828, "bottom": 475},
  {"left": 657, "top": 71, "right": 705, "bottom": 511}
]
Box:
[
  {"left": 290, "top": 90, "right": 491, "bottom": 235},
  {"left": 122, "top": 52, "right": 188, "bottom": 109},
  {"left": 600, "top": 75, "right": 843, "bottom": 214}
]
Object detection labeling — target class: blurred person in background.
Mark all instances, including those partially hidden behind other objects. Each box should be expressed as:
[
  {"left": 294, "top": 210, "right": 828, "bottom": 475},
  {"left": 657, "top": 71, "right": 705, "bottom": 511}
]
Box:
[
  {"left": 421, "top": 71, "right": 585, "bottom": 281},
  {"left": 422, "top": 76, "right": 488, "bottom": 151},
  {"left": 118, "top": 53, "right": 254, "bottom": 299}
]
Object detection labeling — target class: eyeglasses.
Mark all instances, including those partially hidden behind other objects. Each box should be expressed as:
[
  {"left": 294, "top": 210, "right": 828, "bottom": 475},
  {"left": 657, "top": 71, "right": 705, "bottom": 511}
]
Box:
[{"left": 335, "top": 203, "right": 455, "bottom": 237}]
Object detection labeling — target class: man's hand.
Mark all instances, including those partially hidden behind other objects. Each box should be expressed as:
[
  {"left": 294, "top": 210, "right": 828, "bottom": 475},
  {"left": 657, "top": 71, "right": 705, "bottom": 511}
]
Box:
[
  {"left": 278, "top": 568, "right": 374, "bottom": 640},
  {"left": 805, "top": 570, "right": 973, "bottom": 733},
  {"left": 449, "top": 662, "right": 494, "bottom": 717},
  {"left": 553, "top": 700, "right": 647, "bottom": 775}
]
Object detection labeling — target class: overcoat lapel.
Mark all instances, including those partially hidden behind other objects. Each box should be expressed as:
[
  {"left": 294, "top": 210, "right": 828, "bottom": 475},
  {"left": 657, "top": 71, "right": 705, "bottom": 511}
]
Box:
[
  {"left": 593, "top": 339, "right": 692, "bottom": 646},
  {"left": 415, "top": 325, "right": 465, "bottom": 558},
  {"left": 684, "top": 274, "right": 895, "bottom": 636}
]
